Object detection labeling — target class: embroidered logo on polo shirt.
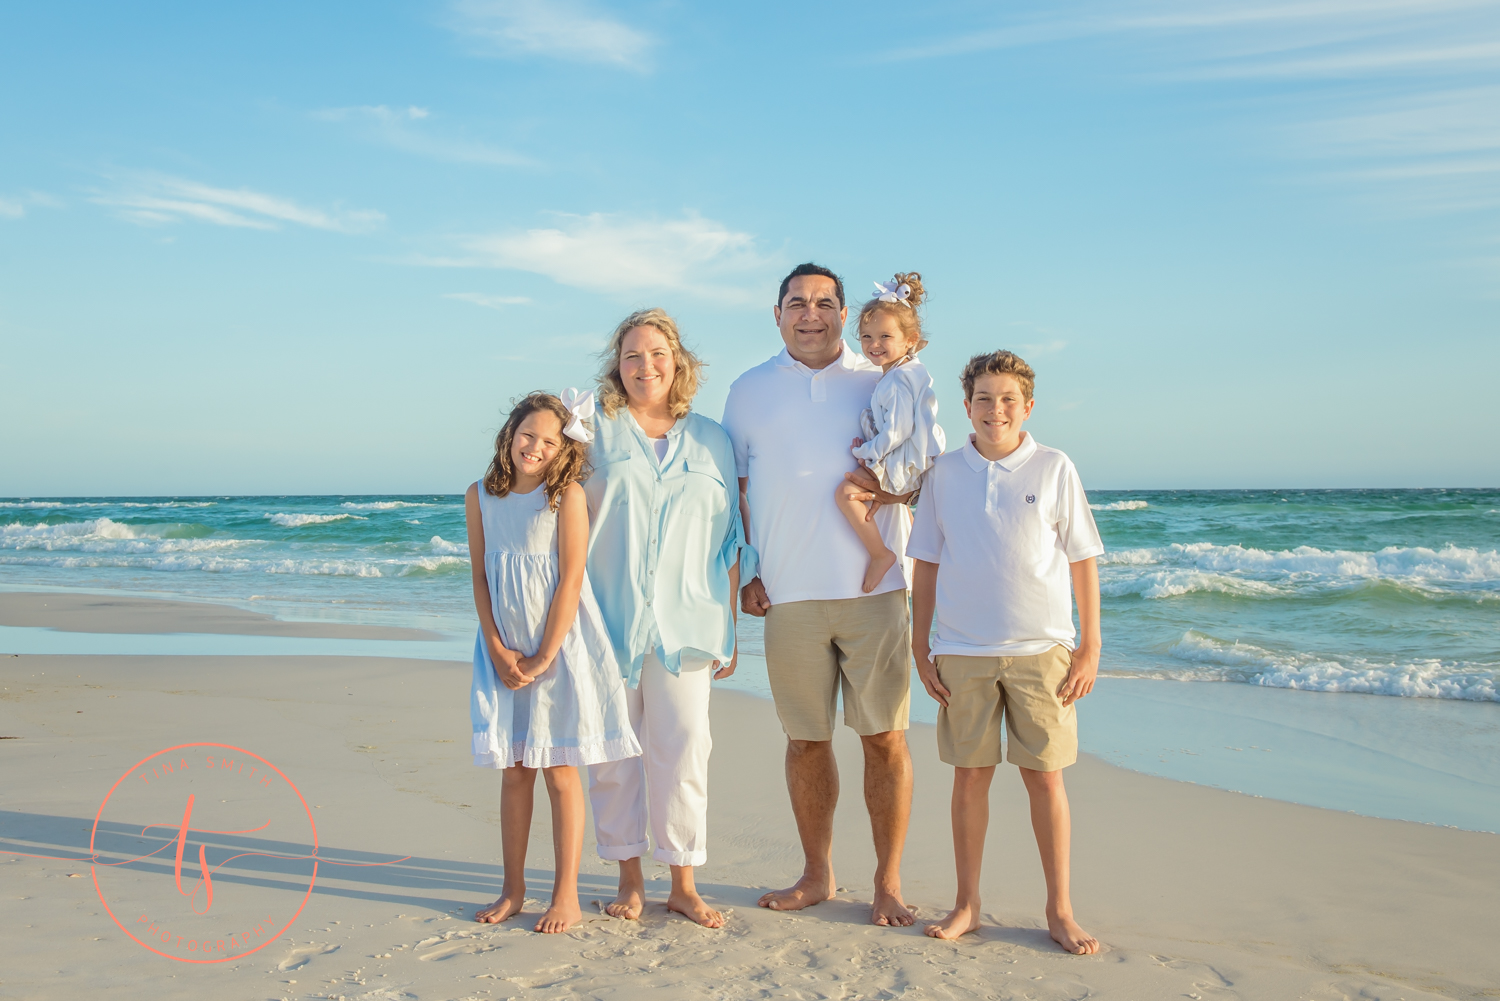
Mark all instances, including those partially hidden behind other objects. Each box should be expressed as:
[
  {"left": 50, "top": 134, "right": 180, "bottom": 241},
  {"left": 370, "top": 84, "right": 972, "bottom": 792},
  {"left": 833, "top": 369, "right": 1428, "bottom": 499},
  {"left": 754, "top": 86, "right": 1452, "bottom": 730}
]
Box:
[{"left": 1026, "top": 494, "right": 1036, "bottom": 504}]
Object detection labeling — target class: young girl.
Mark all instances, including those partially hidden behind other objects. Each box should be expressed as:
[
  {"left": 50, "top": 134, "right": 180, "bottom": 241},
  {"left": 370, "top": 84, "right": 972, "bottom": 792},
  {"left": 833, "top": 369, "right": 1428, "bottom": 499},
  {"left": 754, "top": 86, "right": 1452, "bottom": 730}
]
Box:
[
  {"left": 836, "top": 272, "right": 947, "bottom": 593},
  {"left": 465, "top": 390, "right": 640, "bottom": 934}
]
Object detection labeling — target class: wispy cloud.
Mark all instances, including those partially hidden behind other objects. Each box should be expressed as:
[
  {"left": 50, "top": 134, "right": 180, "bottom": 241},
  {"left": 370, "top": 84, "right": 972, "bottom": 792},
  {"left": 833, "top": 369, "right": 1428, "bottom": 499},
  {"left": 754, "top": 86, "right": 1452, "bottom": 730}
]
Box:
[
  {"left": 92, "top": 174, "right": 384, "bottom": 233},
  {"left": 420, "top": 211, "right": 775, "bottom": 300},
  {"left": 313, "top": 105, "right": 533, "bottom": 167},
  {"left": 447, "top": 0, "right": 653, "bottom": 69},
  {"left": 0, "top": 190, "right": 64, "bottom": 220},
  {"left": 444, "top": 292, "right": 533, "bottom": 308},
  {"left": 879, "top": 1, "right": 1500, "bottom": 223},
  {"left": 879, "top": 0, "right": 1500, "bottom": 75}
]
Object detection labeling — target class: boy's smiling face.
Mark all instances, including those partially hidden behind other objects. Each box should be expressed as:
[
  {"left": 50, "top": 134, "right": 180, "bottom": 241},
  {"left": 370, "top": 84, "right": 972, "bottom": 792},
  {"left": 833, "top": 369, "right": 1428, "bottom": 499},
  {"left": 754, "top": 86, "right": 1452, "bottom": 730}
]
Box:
[{"left": 965, "top": 372, "right": 1034, "bottom": 460}]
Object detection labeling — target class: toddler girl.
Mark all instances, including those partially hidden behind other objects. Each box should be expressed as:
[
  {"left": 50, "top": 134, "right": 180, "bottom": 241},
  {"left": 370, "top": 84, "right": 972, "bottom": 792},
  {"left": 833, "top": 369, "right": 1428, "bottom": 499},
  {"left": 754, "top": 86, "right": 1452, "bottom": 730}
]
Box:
[
  {"left": 465, "top": 390, "right": 640, "bottom": 934},
  {"left": 837, "top": 273, "right": 947, "bottom": 593}
]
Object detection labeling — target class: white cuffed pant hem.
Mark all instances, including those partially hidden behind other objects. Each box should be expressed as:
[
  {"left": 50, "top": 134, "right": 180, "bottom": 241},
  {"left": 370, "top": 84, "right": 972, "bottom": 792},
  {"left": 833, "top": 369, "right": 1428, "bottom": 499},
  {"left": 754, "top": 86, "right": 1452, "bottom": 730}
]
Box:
[
  {"left": 653, "top": 847, "right": 706, "bottom": 867},
  {"left": 596, "top": 840, "right": 650, "bottom": 862}
]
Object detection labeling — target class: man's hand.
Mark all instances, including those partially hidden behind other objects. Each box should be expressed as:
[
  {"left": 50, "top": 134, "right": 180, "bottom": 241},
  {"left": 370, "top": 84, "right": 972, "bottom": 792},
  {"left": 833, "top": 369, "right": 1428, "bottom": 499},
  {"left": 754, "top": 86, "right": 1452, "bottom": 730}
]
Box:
[
  {"left": 843, "top": 442, "right": 911, "bottom": 522},
  {"left": 741, "top": 577, "right": 771, "bottom": 617},
  {"left": 1058, "top": 643, "right": 1100, "bottom": 707},
  {"left": 712, "top": 650, "right": 739, "bottom": 681},
  {"left": 915, "top": 645, "right": 950, "bottom": 708}
]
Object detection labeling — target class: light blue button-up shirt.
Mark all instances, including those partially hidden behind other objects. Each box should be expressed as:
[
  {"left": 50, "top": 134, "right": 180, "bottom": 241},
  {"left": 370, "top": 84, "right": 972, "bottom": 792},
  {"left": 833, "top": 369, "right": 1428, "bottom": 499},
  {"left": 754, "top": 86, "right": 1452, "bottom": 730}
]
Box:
[{"left": 583, "top": 409, "right": 749, "bottom": 688}]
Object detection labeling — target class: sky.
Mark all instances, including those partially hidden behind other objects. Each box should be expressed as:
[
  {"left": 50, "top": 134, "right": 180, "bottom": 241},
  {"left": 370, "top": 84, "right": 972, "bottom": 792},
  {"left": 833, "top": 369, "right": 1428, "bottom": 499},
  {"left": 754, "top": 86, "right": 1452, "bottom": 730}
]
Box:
[{"left": 3, "top": 0, "right": 1499, "bottom": 494}]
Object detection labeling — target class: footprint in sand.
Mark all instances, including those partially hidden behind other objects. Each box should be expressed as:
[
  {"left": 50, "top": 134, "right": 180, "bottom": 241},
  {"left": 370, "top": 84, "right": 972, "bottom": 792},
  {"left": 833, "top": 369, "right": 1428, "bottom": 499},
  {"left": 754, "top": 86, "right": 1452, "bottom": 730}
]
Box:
[{"left": 276, "top": 942, "right": 340, "bottom": 972}]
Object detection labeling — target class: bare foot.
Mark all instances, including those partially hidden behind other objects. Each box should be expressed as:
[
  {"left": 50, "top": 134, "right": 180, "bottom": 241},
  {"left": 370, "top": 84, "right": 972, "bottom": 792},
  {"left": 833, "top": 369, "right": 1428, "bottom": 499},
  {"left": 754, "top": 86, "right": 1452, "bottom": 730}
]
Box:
[
  {"left": 924, "top": 902, "right": 981, "bottom": 939},
  {"left": 862, "top": 549, "right": 898, "bottom": 593},
  {"left": 668, "top": 887, "right": 725, "bottom": 928},
  {"left": 475, "top": 892, "right": 524, "bottom": 924},
  {"left": 534, "top": 898, "right": 583, "bottom": 934},
  {"left": 604, "top": 886, "right": 644, "bottom": 920},
  {"left": 871, "top": 887, "right": 914, "bottom": 927},
  {"left": 758, "top": 874, "right": 835, "bottom": 912},
  {"left": 1049, "top": 913, "right": 1099, "bottom": 954}
]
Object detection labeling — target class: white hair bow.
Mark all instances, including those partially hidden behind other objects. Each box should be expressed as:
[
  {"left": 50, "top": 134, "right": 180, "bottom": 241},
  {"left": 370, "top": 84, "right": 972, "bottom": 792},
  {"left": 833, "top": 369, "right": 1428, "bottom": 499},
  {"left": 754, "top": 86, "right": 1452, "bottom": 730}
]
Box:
[
  {"left": 560, "top": 387, "right": 595, "bottom": 443},
  {"left": 873, "top": 280, "right": 913, "bottom": 306}
]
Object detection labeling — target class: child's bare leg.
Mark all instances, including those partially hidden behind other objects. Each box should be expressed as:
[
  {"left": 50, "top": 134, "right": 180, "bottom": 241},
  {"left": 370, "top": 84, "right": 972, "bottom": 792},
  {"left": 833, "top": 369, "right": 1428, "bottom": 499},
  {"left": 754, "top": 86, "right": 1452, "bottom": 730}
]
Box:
[
  {"left": 925, "top": 765, "right": 994, "bottom": 939},
  {"left": 478, "top": 765, "right": 536, "bottom": 922},
  {"left": 536, "top": 765, "right": 585, "bottom": 933},
  {"left": 667, "top": 864, "right": 725, "bottom": 928},
  {"left": 836, "top": 478, "right": 897, "bottom": 593},
  {"left": 1018, "top": 766, "right": 1098, "bottom": 955},
  {"left": 606, "top": 857, "right": 646, "bottom": 919}
]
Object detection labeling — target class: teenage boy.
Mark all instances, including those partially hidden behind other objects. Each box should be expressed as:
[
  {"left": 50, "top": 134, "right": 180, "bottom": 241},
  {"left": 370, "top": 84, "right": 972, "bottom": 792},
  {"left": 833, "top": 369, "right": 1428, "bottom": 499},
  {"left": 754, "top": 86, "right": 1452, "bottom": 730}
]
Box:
[{"left": 907, "top": 350, "right": 1104, "bottom": 953}]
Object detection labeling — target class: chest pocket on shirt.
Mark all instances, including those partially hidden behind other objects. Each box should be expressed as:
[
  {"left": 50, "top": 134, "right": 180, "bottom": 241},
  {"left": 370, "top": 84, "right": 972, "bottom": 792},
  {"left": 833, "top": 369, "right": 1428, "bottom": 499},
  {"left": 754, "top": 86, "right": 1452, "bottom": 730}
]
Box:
[
  {"left": 672, "top": 459, "right": 729, "bottom": 524},
  {"left": 587, "top": 450, "right": 633, "bottom": 511}
]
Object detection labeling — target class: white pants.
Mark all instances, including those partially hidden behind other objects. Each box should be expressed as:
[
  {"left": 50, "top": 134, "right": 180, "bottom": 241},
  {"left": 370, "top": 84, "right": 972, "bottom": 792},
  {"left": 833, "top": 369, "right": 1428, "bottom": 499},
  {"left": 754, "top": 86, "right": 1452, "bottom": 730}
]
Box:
[{"left": 587, "top": 652, "right": 713, "bottom": 867}]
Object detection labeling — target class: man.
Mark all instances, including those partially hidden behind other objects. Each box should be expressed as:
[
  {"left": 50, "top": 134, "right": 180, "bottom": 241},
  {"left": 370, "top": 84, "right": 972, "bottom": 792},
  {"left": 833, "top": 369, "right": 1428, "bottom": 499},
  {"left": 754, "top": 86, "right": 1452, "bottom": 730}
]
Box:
[{"left": 721, "top": 262, "right": 916, "bottom": 927}]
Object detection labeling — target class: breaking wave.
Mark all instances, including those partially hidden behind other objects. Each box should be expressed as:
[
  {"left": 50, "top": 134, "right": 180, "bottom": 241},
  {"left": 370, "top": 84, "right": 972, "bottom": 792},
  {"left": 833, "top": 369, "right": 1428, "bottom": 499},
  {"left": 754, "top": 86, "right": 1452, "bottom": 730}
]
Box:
[
  {"left": 1158, "top": 632, "right": 1498, "bottom": 702},
  {"left": 264, "top": 512, "right": 364, "bottom": 527}
]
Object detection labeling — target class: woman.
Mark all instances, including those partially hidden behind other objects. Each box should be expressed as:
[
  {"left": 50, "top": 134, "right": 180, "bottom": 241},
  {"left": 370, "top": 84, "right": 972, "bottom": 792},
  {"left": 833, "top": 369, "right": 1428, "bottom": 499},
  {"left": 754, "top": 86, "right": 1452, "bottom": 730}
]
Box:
[{"left": 583, "top": 307, "right": 745, "bottom": 929}]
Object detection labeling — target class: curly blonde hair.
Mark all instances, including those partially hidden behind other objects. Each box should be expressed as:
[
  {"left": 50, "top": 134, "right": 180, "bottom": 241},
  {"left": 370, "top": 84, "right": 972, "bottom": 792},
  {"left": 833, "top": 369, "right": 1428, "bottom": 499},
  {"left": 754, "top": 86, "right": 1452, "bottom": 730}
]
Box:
[
  {"left": 483, "top": 392, "right": 591, "bottom": 512},
  {"left": 855, "top": 271, "right": 930, "bottom": 355},
  {"left": 596, "top": 308, "right": 704, "bottom": 419}
]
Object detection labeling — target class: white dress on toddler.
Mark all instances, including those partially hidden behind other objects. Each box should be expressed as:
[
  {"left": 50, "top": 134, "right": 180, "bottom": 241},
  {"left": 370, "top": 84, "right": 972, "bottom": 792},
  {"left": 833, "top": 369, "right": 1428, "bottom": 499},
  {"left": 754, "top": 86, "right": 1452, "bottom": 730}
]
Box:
[
  {"left": 470, "top": 482, "right": 641, "bottom": 769},
  {"left": 851, "top": 356, "right": 946, "bottom": 495}
]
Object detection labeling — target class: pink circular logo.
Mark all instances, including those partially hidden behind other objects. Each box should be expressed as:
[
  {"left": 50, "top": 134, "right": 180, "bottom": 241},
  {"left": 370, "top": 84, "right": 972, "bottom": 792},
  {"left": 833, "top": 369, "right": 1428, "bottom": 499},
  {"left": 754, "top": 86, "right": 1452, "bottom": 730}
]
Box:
[{"left": 90, "top": 743, "right": 319, "bottom": 964}]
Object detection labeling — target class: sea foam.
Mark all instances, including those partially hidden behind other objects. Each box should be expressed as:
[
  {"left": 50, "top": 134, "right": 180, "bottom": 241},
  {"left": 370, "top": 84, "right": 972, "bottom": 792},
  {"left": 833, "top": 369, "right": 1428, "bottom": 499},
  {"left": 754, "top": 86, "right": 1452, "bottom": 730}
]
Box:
[
  {"left": 430, "top": 535, "right": 468, "bottom": 556},
  {"left": 1165, "top": 631, "right": 1498, "bottom": 702},
  {"left": 340, "top": 500, "right": 435, "bottom": 510},
  {"left": 1100, "top": 542, "right": 1500, "bottom": 594},
  {"left": 1092, "top": 500, "right": 1148, "bottom": 511},
  {"left": 264, "top": 512, "right": 363, "bottom": 527}
]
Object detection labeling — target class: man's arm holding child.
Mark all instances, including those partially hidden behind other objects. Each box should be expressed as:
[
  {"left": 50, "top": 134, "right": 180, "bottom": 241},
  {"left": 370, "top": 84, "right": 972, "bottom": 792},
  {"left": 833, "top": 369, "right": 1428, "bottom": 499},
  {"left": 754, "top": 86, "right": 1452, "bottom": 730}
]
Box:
[
  {"left": 1061, "top": 556, "right": 1100, "bottom": 706},
  {"left": 843, "top": 437, "right": 913, "bottom": 521},
  {"left": 911, "top": 558, "right": 949, "bottom": 707}
]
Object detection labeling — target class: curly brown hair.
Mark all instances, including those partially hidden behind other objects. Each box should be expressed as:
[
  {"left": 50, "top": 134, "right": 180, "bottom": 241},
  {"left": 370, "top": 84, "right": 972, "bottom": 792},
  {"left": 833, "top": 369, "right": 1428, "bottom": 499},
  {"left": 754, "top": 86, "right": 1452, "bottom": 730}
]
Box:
[
  {"left": 483, "top": 392, "right": 591, "bottom": 512},
  {"left": 960, "top": 350, "right": 1036, "bottom": 401},
  {"left": 855, "top": 271, "right": 930, "bottom": 355},
  {"left": 595, "top": 307, "right": 704, "bottom": 419}
]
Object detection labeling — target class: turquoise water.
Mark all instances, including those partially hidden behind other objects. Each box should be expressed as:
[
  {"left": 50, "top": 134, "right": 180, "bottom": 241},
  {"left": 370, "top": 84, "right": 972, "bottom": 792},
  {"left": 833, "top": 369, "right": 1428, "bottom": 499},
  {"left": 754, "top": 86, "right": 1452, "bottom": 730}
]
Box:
[{"left": 3, "top": 490, "right": 1497, "bottom": 701}]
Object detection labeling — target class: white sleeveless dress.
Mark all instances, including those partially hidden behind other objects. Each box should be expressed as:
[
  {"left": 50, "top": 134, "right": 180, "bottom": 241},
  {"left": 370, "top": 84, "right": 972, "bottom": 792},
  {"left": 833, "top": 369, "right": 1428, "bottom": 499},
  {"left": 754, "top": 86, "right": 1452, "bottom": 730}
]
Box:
[{"left": 469, "top": 483, "right": 640, "bottom": 769}]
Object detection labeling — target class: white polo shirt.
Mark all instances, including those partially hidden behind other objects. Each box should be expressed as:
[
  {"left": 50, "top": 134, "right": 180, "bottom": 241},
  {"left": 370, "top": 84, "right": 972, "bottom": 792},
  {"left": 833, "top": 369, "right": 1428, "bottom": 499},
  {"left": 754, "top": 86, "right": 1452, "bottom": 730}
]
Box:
[
  {"left": 722, "top": 343, "right": 909, "bottom": 605},
  {"left": 907, "top": 432, "right": 1103, "bottom": 656}
]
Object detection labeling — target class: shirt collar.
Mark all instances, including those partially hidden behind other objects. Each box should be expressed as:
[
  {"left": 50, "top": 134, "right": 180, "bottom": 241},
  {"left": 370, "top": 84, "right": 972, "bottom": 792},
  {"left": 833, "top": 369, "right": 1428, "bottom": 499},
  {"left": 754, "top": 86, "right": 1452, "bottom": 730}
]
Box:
[
  {"left": 963, "top": 432, "right": 1037, "bottom": 472},
  {"left": 773, "top": 340, "right": 863, "bottom": 375},
  {"left": 623, "top": 409, "right": 684, "bottom": 442}
]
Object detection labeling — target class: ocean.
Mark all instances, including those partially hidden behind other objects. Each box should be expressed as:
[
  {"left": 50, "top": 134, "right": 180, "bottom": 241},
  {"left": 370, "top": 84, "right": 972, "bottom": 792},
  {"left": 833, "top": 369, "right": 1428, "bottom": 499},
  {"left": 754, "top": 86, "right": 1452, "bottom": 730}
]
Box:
[
  {"left": 4, "top": 489, "right": 1498, "bottom": 830},
  {"left": 3, "top": 489, "right": 1496, "bottom": 703}
]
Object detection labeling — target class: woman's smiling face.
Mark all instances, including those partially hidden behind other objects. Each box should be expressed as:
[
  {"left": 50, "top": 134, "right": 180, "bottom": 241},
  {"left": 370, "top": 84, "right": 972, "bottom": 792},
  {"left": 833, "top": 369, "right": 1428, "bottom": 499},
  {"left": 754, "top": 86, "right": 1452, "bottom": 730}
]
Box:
[{"left": 619, "top": 325, "right": 677, "bottom": 410}]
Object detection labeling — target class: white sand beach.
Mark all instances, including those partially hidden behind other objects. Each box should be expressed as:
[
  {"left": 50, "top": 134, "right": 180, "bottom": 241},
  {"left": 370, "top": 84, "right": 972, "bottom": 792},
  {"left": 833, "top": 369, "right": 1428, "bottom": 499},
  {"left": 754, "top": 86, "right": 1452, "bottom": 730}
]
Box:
[{"left": 3, "top": 592, "right": 1497, "bottom": 1001}]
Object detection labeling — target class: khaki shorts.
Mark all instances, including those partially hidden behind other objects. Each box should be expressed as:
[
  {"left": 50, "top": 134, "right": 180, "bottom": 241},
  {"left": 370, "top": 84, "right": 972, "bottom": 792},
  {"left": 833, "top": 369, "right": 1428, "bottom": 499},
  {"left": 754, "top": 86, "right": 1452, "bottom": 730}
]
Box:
[
  {"left": 763, "top": 589, "right": 912, "bottom": 741},
  {"left": 935, "top": 645, "right": 1077, "bottom": 771}
]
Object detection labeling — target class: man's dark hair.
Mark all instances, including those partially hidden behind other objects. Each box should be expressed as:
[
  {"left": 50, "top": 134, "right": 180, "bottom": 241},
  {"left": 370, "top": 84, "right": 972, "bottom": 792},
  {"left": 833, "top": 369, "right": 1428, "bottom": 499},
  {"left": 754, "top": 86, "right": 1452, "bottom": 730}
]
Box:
[{"left": 777, "top": 262, "right": 845, "bottom": 309}]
